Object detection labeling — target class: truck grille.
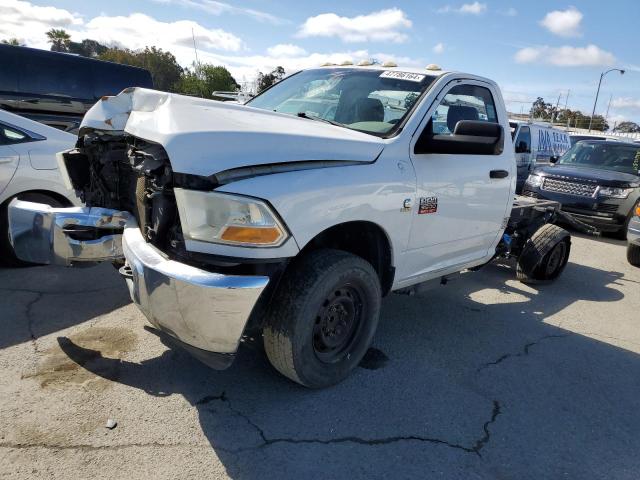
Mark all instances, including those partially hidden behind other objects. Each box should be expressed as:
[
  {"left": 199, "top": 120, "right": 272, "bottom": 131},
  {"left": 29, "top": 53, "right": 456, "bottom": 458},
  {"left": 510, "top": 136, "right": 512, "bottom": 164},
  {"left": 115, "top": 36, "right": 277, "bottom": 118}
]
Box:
[{"left": 542, "top": 177, "right": 597, "bottom": 197}]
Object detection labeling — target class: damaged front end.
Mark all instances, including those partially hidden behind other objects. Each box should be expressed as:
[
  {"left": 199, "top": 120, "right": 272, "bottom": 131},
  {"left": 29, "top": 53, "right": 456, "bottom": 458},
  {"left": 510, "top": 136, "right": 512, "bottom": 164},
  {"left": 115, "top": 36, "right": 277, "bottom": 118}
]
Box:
[{"left": 8, "top": 123, "right": 269, "bottom": 367}]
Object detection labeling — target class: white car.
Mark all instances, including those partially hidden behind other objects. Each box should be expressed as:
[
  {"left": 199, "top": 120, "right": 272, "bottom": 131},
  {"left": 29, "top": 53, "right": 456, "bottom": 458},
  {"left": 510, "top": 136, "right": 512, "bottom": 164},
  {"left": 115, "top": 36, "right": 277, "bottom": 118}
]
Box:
[
  {"left": 0, "top": 109, "right": 78, "bottom": 266},
  {"left": 9, "top": 66, "right": 572, "bottom": 387}
]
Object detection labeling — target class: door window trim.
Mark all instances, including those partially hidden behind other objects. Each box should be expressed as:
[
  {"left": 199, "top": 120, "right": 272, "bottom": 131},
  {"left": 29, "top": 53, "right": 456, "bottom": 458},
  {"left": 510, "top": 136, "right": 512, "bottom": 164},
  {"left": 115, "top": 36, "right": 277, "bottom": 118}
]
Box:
[
  {"left": 411, "top": 79, "right": 504, "bottom": 156},
  {"left": 0, "top": 121, "right": 46, "bottom": 146}
]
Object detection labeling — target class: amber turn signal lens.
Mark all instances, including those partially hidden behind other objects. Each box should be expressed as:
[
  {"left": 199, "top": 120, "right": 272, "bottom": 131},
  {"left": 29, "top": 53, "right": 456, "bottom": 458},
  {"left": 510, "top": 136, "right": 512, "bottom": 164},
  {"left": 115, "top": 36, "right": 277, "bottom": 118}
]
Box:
[
  {"left": 220, "top": 226, "right": 282, "bottom": 244},
  {"left": 636, "top": 206, "right": 640, "bottom": 217}
]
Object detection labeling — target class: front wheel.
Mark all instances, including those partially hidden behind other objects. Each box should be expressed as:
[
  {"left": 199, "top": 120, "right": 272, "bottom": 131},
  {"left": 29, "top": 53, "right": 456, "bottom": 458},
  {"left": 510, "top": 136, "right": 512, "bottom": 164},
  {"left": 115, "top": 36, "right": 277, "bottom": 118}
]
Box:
[{"left": 263, "top": 249, "right": 381, "bottom": 388}]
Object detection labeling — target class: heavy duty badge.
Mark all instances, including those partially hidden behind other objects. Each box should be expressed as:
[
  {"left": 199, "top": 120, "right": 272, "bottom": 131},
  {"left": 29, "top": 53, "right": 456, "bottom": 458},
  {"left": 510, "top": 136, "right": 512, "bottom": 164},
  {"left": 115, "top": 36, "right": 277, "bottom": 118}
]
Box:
[{"left": 418, "top": 196, "right": 438, "bottom": 214}]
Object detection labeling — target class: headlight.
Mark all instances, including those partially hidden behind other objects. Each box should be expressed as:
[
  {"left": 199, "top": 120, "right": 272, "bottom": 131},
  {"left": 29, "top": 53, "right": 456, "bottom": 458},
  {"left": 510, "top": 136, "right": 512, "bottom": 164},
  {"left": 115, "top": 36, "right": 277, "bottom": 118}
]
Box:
[
  {"left": 525, "top": 174, "right": 543, "bottom": 188},
  {"left": 598, "top": 187, "right": 633, "bottom": 199},
  {"left": 174, "top": 189, "right": 288, "bottom": 247}
]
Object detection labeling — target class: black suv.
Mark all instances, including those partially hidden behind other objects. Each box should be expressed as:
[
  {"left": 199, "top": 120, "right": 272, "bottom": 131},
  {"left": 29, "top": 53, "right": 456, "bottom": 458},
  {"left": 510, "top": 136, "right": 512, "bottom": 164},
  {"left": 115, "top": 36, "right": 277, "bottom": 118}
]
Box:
[{"left": 522, "top": 140, "right": 640, "bottom": 236}]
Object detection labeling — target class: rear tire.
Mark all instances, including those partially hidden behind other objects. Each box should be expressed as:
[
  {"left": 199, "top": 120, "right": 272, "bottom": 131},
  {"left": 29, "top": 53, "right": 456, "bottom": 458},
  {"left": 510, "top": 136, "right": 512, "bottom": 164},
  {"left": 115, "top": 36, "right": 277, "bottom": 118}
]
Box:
[
  {"left": 263, "top": 249, "right": 381, "bottom": 388},
  {"left": 516, "top": 224, "right": 571, "bottom": 284},
  {"left": 0, "top": 193, "right": 65, "bottom": 268},
  {"left": 628, "top": 244, "right": 640, "bottom": 267}
]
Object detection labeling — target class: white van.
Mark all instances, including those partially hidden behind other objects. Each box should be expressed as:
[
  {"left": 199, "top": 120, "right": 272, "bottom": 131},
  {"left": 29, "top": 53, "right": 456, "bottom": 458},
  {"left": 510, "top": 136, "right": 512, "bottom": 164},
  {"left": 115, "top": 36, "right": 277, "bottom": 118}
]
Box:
[{"left": 510, "top": 120, "right": 571, "bottom": 192}]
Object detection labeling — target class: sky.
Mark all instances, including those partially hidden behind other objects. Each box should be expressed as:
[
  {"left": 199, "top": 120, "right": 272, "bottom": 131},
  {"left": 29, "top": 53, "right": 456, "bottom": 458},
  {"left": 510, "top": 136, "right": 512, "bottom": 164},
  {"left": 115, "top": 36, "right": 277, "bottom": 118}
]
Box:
[{"left": 2, "top": 0, "right": 639, "bottom": 126}]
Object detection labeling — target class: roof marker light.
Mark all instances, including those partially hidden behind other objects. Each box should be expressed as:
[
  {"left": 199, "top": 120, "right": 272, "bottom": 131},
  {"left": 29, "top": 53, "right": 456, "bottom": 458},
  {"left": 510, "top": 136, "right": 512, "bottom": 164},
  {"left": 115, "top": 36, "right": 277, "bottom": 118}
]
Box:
[
  {"left": 340, "top": 60, "right": 354, "bottom": 66},
  {"left": 426, "top": 64, "right": 442, "bottom": 71},
  {"left": 382, "top": 61, "right": 397, "bottom": 68},
  {"left": 357, "top": 60, "right": 373, "bottom": 66}
]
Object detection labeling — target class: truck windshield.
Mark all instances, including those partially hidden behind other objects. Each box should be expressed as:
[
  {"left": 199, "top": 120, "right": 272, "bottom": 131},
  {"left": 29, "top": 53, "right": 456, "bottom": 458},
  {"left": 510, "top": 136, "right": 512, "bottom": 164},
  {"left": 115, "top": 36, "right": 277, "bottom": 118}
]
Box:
[
  {"left": 558, "top": 142, "right": 640, "bottom": 176},
  {"left": 247, "top": 68, "right": 435, "bottom": 136}
]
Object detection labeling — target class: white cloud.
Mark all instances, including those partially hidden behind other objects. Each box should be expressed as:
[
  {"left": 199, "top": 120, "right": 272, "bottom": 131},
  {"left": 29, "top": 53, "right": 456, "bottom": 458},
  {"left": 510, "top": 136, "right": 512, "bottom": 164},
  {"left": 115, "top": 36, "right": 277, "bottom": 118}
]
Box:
[
  {"left": 152, "top": 0, "right": 287, "bottom": 25},
  {"left": 0, "top": 0, "right": 83, "bottom": 46},
  {"left": 266, "top": 44, "right": 307, "bottom": 57},
  {"left": 514, "top": 45, "right": 615, "bottom": 67},
  {"left": 611, "top": 97, "right": 640, "bottom": 111},
  {"left": 432, "top": 42, "right": 445, "bottom": 54},
  {"left": 0, "top": 1, "right": 425, "bottom": 88},
  {"left": 540, "top": 7, "right": 583, "bottom": 37},
  {"left": 0, "top": 1, "right": 243, "bottom": 54},
  {"left": 437, "top": 2, "right": 487, "bottom": 15},
  {"left": 297, "top": 8, "right": 412, "bottom": 43},
  {"left": 83, "top": 13, "right": 242, "bottom": 52}
]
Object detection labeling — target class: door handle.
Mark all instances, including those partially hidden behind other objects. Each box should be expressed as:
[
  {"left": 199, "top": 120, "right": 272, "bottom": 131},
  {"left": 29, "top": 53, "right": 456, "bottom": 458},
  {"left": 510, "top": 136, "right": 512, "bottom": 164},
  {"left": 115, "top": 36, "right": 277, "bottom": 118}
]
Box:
[{"left": 489, "top": 169, "right": 509, "bottom": 179}]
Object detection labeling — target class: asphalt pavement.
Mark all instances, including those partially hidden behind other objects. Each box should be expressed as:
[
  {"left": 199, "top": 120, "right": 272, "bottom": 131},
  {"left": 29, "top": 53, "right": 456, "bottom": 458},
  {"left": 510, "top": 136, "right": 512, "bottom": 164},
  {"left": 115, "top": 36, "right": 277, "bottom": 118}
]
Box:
[{"left": 1, "top": 233, "right": 639, "bottom": 479}]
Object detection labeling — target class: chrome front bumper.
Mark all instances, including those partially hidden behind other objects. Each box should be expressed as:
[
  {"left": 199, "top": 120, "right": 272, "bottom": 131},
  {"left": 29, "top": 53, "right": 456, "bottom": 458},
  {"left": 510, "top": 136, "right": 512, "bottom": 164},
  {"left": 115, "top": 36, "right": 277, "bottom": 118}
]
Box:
[
  {"left": 8, "top": 200, "right": 270, "bottom": 362},
  {"left": 122, "top": 227, "right": 269, "bottom": 355},
  {"left": 8, "top": 199, "right": 132, "bottom": 266}
]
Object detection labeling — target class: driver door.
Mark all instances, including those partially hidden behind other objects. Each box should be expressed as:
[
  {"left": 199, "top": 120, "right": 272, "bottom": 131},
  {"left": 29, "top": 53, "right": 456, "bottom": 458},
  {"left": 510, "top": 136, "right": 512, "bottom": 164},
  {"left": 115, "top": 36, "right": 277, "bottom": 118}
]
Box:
[{"left": 403, "top": 80, "right": 514, "bottom": 282}]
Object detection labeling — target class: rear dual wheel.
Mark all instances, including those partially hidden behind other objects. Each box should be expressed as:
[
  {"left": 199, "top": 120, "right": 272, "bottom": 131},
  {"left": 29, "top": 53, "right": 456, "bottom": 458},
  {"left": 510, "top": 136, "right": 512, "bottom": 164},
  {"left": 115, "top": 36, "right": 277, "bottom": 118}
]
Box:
[
  {"left": 516, "top": 224, "right": 571, "bottom": 284},
  {"left": 263, "top": 249, "right": 381, "bottom": 388}
]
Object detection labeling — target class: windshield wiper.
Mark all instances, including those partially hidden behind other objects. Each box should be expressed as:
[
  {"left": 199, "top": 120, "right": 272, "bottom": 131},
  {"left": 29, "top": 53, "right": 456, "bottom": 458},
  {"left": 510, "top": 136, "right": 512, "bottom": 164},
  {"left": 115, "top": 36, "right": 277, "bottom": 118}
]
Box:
[{"left": 296, "top": 112, "right": 344, "bottom": 128}]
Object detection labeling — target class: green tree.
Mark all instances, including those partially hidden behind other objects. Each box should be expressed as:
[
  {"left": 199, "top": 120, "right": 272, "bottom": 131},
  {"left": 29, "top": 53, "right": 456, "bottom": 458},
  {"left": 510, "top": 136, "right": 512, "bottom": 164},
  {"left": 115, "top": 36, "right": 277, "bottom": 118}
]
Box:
[
  {"left": 613, "top": 121, "right": 640, "bottom": 134},
  {"left": 68, "top": 39, "right": 107, "bottom": 58},
  {"left": 530, "top": 97, "right": 552, "bottom": 119},
  {"left": 176, "top": 64, "right": 239, "bottom": 98},
  {"left": 46, "top": 28, "right": 71, "bottom": 52},
  {"left": 1, "top": 38, "right": 24, "bottom": 46},
  {"left": 256, "top": 66, "right": 285, "bottom": 93},
  {"left": 99, "top": 46, "right": 183, "bottom": 91}
]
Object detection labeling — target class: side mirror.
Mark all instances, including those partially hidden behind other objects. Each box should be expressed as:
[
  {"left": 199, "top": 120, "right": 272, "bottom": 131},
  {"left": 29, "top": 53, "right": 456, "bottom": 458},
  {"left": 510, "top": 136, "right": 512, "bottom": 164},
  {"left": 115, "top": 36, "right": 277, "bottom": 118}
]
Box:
[
  {"left": 550, "top": 155, "right": 559, "bottom": 164},
  {"left": 415, "top": 120, "right": 504, "bottom": 155}
]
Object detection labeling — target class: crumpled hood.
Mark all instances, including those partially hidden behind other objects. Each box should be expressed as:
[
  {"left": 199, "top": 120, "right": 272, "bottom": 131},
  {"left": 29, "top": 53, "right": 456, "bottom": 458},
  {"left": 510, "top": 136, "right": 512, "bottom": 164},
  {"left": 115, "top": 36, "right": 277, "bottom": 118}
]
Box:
[{"left": 81, "top": 88, "right": 385, "bottom": 177}]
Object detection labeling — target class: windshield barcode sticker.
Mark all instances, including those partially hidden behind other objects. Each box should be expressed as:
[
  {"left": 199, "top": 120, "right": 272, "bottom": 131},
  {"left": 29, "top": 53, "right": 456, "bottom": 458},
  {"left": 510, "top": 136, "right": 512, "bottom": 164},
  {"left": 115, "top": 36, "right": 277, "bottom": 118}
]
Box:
[{"left": 380, "top": 71, "right": 426, "bottom": 82}]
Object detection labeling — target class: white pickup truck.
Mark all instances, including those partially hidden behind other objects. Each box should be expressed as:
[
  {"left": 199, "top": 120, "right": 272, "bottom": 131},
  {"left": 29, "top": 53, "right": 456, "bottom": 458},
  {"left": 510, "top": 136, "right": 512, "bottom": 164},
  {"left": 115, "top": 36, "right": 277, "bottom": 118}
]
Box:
[{"left": 9, "top": 65, "right": 572, "bottom": 388}]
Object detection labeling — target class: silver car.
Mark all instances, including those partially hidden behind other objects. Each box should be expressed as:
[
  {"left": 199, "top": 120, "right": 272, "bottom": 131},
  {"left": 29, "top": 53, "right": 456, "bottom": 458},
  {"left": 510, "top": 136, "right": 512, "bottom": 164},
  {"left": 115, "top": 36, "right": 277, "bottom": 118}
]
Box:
[{"left": 628, "top": 206, "right": 640, "bottom": 266}]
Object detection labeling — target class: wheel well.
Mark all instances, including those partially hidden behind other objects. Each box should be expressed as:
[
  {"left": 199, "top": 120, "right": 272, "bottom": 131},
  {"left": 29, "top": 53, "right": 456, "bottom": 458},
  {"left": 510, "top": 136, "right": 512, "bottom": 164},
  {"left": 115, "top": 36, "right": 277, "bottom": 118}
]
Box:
[
  {"left": 1, "top": 190, "right": 73, "bottom": 209},
  {"left": 301, "top": 221, "right": 394, "bottom": 295}
]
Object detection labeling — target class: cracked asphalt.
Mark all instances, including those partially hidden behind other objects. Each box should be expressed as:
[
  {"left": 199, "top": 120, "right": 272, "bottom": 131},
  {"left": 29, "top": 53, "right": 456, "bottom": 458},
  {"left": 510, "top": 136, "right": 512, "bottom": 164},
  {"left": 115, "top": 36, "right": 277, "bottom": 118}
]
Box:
[{"left": 1, "top": 233, "right": 640, "bottom": 479}]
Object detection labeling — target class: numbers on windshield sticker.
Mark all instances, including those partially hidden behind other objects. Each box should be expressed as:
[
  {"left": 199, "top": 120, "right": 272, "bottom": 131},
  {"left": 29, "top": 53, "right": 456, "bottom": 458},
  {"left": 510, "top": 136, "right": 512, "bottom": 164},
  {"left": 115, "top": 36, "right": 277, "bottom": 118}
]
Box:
[{"left": 379, "top": 71, "right": 426, "bottom": 82}]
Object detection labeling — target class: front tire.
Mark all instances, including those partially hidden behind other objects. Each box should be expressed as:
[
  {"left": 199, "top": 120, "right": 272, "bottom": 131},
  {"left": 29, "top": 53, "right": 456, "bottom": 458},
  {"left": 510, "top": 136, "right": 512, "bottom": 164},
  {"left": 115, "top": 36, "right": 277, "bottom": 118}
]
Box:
[
  {"left": 263, "top": 249, "right": 381, "bottom": 388},
  {"left": 0, "top": 193, "right": 65, "bottom": 268}
]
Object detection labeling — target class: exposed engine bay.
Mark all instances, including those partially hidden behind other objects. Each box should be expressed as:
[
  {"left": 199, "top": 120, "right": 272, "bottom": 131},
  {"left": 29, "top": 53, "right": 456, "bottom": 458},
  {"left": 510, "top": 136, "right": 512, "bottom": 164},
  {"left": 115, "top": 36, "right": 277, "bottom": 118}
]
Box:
[{"left": 61, "top": 132, "right": 238, "bottom": 271}]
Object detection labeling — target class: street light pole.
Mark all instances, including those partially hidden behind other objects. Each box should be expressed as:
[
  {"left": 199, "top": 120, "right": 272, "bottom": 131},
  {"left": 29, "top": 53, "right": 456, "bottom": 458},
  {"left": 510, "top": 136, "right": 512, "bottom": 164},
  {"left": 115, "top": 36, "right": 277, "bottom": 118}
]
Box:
[{"left": 589, "top": 68, "right": 625, "bottom": 132}]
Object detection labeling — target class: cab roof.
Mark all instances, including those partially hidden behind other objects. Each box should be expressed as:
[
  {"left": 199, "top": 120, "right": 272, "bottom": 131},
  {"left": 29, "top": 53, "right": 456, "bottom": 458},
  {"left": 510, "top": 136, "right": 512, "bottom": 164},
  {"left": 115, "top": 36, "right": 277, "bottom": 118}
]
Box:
[{"left": 312, "top": 64, "right": 449, "bottom": 77}]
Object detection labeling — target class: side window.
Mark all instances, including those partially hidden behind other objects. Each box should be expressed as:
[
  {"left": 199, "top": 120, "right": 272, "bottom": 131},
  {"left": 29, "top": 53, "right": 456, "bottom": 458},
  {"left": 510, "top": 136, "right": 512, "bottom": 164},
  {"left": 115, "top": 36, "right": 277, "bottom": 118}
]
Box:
[
  {"left": 0, "top": 123, "right": 42, "bottom": 146},
  {"left": 514, "top": 126, "right": 531, "bottom": 153},
  {"left": 430, "top": 84, "right": 498, "bottom": 135}
]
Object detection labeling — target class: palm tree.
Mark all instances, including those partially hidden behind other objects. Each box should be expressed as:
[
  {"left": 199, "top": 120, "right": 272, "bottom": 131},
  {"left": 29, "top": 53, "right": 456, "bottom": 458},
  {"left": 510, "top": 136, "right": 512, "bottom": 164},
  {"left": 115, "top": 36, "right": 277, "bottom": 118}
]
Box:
[
  {"left": 1, "top": 38, "right": 23, "bottom": 46},
  {"left": 46, "top": 29, "right": 71, "bottom": 52}
]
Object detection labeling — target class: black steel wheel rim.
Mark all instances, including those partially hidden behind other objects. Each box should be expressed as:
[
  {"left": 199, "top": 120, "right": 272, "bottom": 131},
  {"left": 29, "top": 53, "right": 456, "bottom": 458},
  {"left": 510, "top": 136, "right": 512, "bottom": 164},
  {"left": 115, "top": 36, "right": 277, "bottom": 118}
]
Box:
[
  {"left": 313, "top": 284, "right": 364, "bottom": 364},
  {"left": 545, "top": 241, "right": 567, "bottom": 277}
]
